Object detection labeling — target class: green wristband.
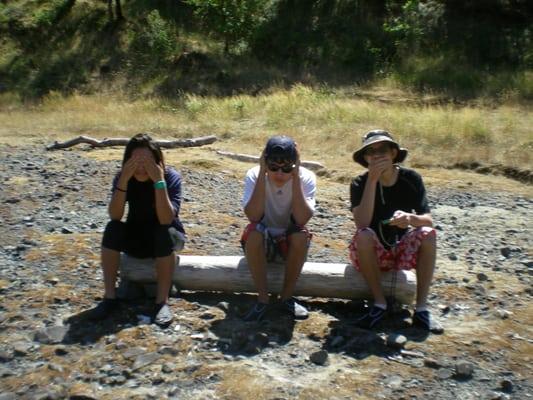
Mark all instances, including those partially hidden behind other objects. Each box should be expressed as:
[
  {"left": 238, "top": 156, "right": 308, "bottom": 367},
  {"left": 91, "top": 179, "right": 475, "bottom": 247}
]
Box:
[{"left": 154, "top": 180, "right": 167, "bottom": 190}]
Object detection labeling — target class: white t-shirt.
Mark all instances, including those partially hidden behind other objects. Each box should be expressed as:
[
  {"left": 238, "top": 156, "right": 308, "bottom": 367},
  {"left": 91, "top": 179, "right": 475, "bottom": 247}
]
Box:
[{"left": 242, "top": 166, "right": 316, "bottom": 236}]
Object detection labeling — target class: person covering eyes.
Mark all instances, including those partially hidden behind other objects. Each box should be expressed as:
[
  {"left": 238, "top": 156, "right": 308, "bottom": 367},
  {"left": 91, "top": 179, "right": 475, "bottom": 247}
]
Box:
[{"left": 240, "top": 135, "right": 316, "bottom": 321}]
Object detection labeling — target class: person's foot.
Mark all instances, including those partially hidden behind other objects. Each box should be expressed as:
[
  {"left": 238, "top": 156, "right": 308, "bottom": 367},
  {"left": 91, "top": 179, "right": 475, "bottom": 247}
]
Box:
[
  {"left": 153, "top": 303, "right": 173, "bottom": 327},
  {"left": 354, "top": 305, "right": 387, "bottom": 329},
  {"left": 242, "top": 302, "right": 269, "bottom": 322},
  {"left": 88, "top": 298, "right": 119, "bottom": 320},
  {"left": 281, "top": 297, "right": 309, "bottom": 319},
  {"left": 412, "top": 310, "right": 444, "bottom": 334}
]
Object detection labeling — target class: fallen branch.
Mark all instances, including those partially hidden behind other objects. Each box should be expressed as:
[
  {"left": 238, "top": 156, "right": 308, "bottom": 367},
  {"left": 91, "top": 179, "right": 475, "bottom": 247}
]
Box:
[
  {"left": 215, "top": 150, "right": 325, "bottom": 171},
  {"left": 46, "top": 135, "right": 217, "bottom": 150}
]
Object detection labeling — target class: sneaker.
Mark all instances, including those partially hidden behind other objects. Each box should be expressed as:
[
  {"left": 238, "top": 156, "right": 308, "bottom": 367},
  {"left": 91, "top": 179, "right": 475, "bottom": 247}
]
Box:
[
  {"left": 88, "top": 298, "right": 119, "bottom": 320},
  {"left": 282, "top": 297, "right": 309, "bottom": 319},
  {"left": 355, "top": 305, "right": 387, "bottom": 329},
  {"left": 153, "top": 303, "right": 173, "bottom": 327},
  {"left": 412, "top": 310, "right": 444, "bottom": 334},
  {"left": 242, "top": 302, "right": 269, "bottom": 322}
]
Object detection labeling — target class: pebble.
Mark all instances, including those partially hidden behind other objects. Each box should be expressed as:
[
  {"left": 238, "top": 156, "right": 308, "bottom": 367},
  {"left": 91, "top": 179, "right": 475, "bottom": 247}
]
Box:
[
  {"left": 386, "top": 334, "right": 407, "bottom": 349},
  {"left": 309, "top": 350, "right": 328, "bottom": 365},
  {"left": 454, "top": 361, "right": 474, "bottom": 379}
]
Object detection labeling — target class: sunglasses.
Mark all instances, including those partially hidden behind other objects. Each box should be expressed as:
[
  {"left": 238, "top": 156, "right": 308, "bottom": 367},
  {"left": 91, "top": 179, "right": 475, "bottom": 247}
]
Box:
[
  {"left": 364, "top": 144, "right": 391, "bottom": 156},
  {"left": 267, "top": 163, "right": 295, "bottom": 173}
]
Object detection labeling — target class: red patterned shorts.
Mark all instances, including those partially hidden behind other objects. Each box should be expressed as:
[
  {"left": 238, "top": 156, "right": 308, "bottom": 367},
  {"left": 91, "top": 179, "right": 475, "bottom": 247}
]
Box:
[{"left": 349, "top": 227, "right": 436, "bottom": 272}]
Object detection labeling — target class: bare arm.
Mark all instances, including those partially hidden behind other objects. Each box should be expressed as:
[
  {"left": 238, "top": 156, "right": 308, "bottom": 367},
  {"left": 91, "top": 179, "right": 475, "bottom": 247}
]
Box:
[
  {"left": 145, "top": 158, "right": 175, "bottom": 225},
  {"left": 244, "top": 169, "right": 267, "bottom": 223},
  {"left": 352, "top": 155, "right": 389, "bottom": 228},
  {"left": 352, "top": 177, "right": 378, "bottom": 229},
  {"left": 290, "top": 167, "right": 313, "bottom": 225},
  {"left": 108, "top": 157, "right": 137, "bottom": 221}
]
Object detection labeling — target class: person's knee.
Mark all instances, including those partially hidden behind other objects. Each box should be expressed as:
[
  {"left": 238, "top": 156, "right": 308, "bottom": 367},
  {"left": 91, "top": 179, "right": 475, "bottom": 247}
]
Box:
[
  {"left": 288, "top": 232, "right": 308, "bottom": 252},
  {"left": 355, "top": 229, "right": 375, "bottom": 249},
  {"left": 245, "top": 230, "right": 264, "bottom": 249},
  {"left": 420, "top": 231, "right": 437, "bottom": 251}
]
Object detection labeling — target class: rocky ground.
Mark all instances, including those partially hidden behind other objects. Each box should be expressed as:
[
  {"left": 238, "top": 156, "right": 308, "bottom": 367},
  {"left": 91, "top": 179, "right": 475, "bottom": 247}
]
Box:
[{"left": 0, "top": 144, "right": 531, "bottom": 400}]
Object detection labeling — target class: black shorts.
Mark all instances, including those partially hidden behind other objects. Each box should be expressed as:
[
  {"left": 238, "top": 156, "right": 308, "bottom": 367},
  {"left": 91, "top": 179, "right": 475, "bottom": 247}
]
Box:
[{"left": 102, "top": 220, "right": 183, "bottom": 258}]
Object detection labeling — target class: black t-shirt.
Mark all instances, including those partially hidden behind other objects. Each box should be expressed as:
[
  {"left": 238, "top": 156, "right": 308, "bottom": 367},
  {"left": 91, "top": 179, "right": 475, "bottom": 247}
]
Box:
[
  {"left": 350, "top": 167, "right": 430, "bottom": 249},
  {"left": 112, "top": 167, "right": 185, "bottom": 233}
]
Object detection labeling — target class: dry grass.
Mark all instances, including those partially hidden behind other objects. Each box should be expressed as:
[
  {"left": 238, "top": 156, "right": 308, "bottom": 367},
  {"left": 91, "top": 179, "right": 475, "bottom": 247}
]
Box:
[{"left": 0, "top": 87, "right": 531, "bottom": 174}]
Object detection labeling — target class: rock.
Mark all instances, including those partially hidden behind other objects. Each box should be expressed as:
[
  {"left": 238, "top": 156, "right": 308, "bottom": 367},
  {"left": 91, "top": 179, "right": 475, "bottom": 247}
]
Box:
[
  {"left": 0, "top": 393, "right": 17, "bottom": 400},
  {"left": 0, "top": 366, "right": 15, "bottom": 377},
  {"left": 162, "top": 362, "right": 175, "bottom": 373},
  {"left": 436, "top": 368, "right": 454, "bottom": 380},
  {"left": 495, "top": 309, "right": 513, "bottom": 319},
  {"left": 309, "top": 350, "right": 328, "bottom": 365},
  {"left": 0, "top": 349, "right": 14, "bottom": 362},
  {"left": 454, "top": 361, "right": 474, "bottom": 379},
  {"left": 477, "top": 272, "right": 489, "bottom": 281},
  {"left": 500, "top": 247, "right": 511, "bottom": 258},
  {"left": 34, "top": 325, "right": 69, "bottom": 344},
  {"left": 500, "top": 379, "right": 513, "bottom": 392},
  {"left": 424, "top": 358, "right": 443, "bottom": 369},
  {"left": 386, "top": 334, "right": 407, "bottom": 349},
  {"left": 48, "top": 362, "right": 64, "bottom": 372},
  {"left": 132, "top": 352, "right": 160, "bottom": 371}
]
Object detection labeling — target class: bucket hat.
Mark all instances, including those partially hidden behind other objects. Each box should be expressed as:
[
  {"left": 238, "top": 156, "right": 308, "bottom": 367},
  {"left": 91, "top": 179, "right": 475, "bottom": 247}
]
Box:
[{"left": 352, "top": 130, "right": 408, "bottom": 167}]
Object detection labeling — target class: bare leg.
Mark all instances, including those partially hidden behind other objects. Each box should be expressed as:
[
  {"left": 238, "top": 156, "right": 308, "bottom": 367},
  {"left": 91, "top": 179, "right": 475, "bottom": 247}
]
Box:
[
  {"left": 415, "top": 233, "right": 436, "bottom": 309},
  {"left": 280, "top": 232, "right": 308, "bottom": 300},
  {"left": 102, "top": 247, "right": 120, "bottom": 299},
  {"left": 155, "top": 253, "right": 176, "bottom": 304},
  {"left": 356, "top": 230, "right": 386, "bottom": 305},
  {"left": 245, "top": 230, "right": 269, "bottom": 303}
]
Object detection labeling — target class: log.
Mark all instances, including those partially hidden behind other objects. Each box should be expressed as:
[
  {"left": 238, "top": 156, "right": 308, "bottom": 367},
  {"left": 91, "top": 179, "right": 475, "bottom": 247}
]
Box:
[
  {"left": 215, "top": 150, "right": 325, "bottom": 172},
  {"left": 119, "top": 255, "right": 416, "bottom": 303},
  {"left": 46, "top": 135, "right": 217, "bottom": 150}
]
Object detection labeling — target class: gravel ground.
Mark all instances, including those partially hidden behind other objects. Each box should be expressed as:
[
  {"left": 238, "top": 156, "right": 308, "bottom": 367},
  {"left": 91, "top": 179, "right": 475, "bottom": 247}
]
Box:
[{"left": 0, "top": 144, "right": 531, "bottom": 400}]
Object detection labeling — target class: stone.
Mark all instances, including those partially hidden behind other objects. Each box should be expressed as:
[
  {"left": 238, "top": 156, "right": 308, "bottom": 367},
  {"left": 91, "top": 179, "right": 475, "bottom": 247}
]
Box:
[
  {"left": 436, "top": 368, "right": 453, "bottom": 380},
  {"left": 34, "top": 325, "right": 69, "bottom": 344},
  {"left": 500, "top": 379, "right": 513, "bottom": 392},
  {"left": 309, "top": 350, "right": 328, "bottom": 366},
  {"left": 132, "top": 352, "right": 161, "bottom": 371},
  {"left": 386, "top": 334, "right": 407, "bottom": 349},
  {"left": 454, "top": 361, "right": 474, "bottom": 379}
]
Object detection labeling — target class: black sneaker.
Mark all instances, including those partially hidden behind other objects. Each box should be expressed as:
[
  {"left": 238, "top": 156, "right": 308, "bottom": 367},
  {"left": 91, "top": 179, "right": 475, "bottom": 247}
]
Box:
[
  {"left": 153, "top": 303, "right": 173, "bottom": 327},
  {"left": 88, "top": 298, "right": 119, "bottom": 320},
  {"left": 242, "top": 302, "right": 269, "bottom": 322},
  {"left": 355, "top": 305, "right": 387, "bottom": 329},
  {"left": 282, "top": 297, "right": 309, "bottom": 319},
  {"left": 412, "top": 310, "right": 444, "bottom": 334}
]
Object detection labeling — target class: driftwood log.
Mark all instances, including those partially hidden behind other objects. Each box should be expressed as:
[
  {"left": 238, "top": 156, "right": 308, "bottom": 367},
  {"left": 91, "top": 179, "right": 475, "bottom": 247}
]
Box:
[
  {"left": 215, "top": 150, "right": 325, "bottom": 172},
  {"left": 119, "top": 255, "right": 416, "bottom": 303},
  {"left": 46, "top": 135, "right": 217, "bottom": 150}
]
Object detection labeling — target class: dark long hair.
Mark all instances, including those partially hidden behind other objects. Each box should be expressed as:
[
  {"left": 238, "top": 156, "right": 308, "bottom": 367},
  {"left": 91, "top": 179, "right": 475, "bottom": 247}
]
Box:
[{"left": 122, "top": 133, "right": 165, "bottom": 169}]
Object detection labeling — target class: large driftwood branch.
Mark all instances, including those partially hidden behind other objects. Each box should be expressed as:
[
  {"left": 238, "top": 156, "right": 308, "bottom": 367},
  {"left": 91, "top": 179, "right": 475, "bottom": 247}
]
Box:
[
  {"left": 120, "top": 255, "right": 416, "bottom": 303},
  {"left": 46, "top": 135, "right": 217, "bottom": 150},
  {"left": 215, "top": 150, "right": 325, "bottom": 171}
]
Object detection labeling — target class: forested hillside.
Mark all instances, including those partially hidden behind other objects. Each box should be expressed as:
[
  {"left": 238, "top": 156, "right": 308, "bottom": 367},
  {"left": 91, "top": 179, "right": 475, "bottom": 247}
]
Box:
[{"left": 1, "top": 0, "right": 531, "bottom": 101}]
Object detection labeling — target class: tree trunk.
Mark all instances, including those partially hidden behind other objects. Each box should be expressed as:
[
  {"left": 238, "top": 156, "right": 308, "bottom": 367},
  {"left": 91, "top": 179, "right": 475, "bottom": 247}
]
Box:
[
  {"left": 119, "top": 255, "right": 417, "bottom": 304},
  {"left": 115, "top": 0, "right": 123, "bottom": 21}
]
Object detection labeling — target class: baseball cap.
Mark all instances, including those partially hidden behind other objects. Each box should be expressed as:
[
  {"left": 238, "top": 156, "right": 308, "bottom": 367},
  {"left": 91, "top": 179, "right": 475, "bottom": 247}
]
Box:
[{"left": 264, "top": 135, "right": 297, "bottom": 162}]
